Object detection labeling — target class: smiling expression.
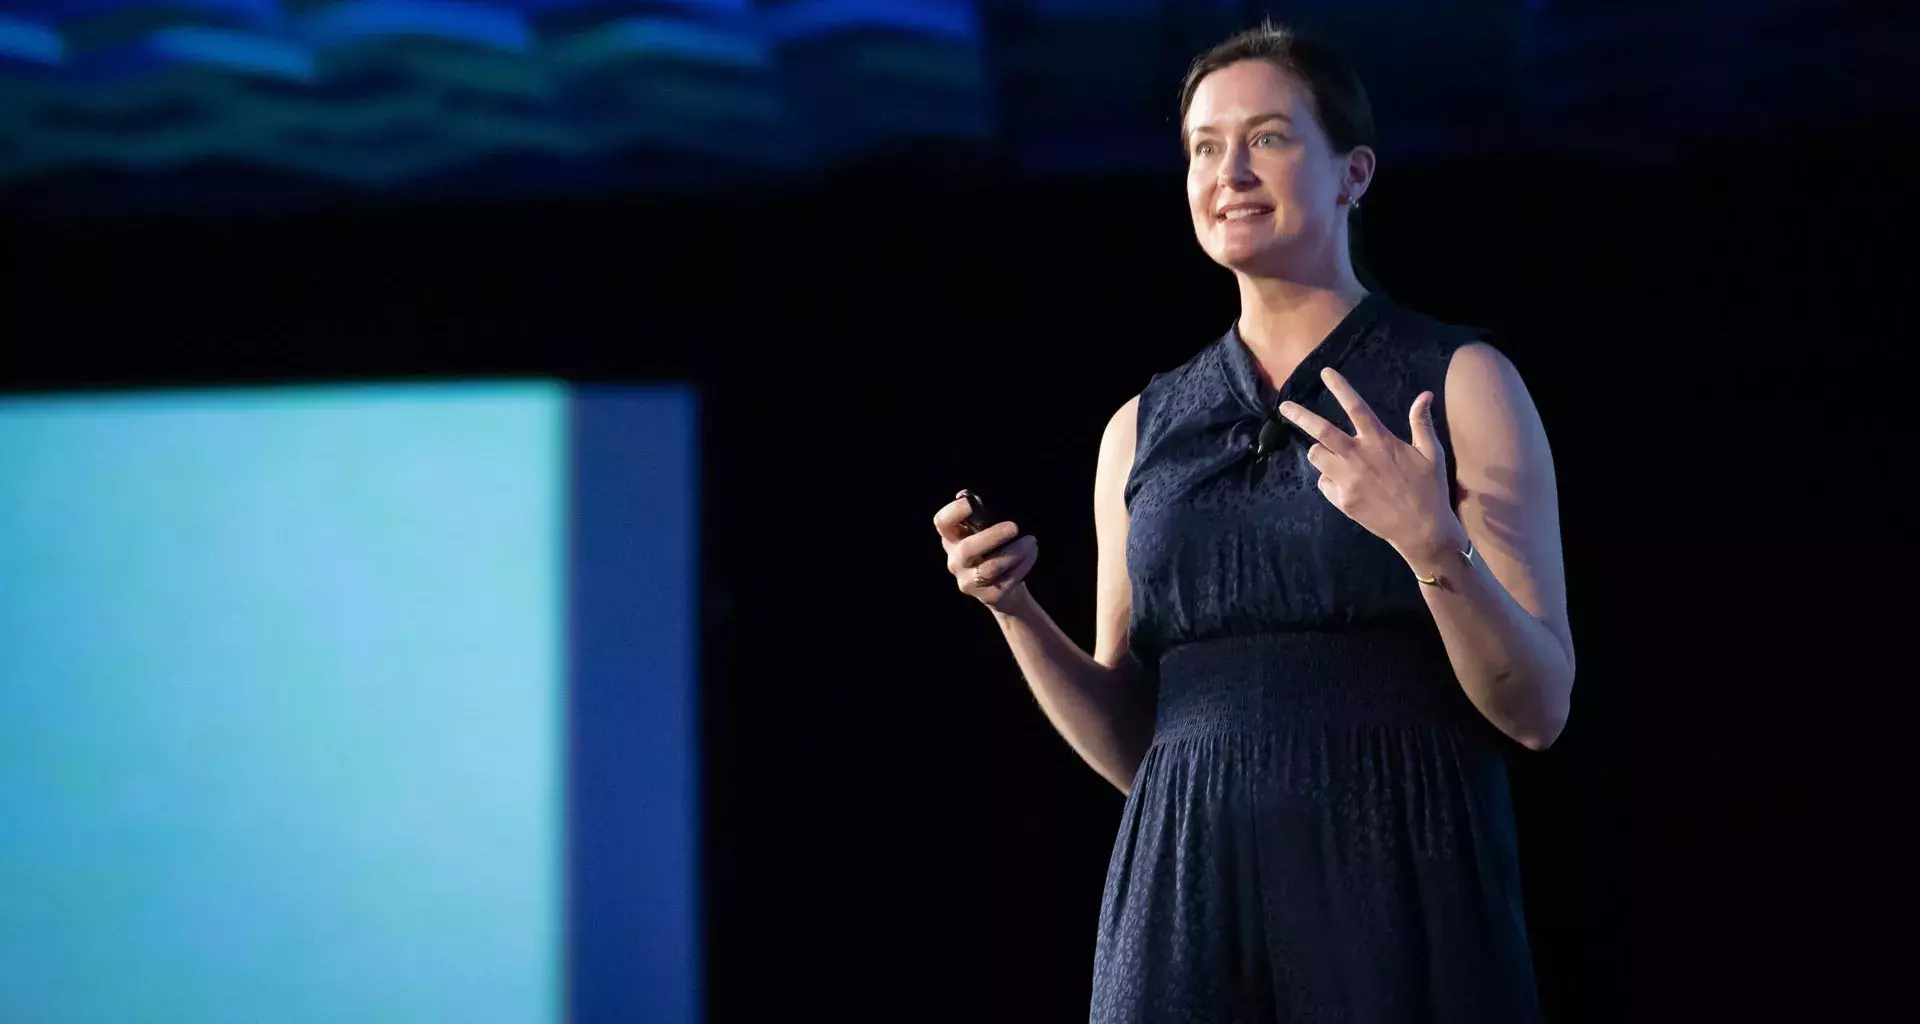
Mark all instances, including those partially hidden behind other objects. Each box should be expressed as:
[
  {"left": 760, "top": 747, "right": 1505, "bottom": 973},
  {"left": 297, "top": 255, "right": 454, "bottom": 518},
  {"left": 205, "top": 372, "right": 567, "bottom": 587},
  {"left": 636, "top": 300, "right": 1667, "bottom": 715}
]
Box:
[{"left": 1183, "top": 59, "right": 1369, "bottom": 276}]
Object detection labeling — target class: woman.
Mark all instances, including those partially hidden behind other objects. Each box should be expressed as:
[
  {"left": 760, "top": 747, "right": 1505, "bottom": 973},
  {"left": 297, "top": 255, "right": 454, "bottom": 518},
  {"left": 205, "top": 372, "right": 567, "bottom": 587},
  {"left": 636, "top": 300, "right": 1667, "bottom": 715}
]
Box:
[{"left": 931, "top": 21, "right": 1572, "bottom": 1023}]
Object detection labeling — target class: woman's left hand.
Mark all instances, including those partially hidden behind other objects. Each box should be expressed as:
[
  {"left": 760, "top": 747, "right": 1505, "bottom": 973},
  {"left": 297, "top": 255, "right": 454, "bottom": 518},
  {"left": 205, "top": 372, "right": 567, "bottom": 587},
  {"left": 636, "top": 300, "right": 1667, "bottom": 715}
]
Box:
[{"left": 1278, "top": 367, "right": 1464, "bottom": 560}]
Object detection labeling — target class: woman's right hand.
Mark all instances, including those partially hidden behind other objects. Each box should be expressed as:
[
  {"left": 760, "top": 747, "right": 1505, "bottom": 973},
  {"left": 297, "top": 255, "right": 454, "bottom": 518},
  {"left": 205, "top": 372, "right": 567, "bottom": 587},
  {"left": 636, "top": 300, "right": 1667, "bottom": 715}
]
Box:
[{"left": 933, "top": 490, "right": 1039, "bottom": 611}]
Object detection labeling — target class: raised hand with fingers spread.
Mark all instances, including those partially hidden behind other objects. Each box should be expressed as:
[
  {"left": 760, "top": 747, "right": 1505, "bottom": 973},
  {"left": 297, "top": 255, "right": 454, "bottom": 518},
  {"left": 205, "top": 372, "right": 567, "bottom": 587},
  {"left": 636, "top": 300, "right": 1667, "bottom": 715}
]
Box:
[{"left": 1278, "top": 365, "right": 1469, "bottom": 568}]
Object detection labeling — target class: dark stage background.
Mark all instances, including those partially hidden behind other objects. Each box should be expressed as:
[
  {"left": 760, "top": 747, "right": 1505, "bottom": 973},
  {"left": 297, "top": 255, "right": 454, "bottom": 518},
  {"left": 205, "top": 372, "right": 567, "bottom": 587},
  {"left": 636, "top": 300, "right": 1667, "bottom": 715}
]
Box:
[{"left": 5, "top": 2, "right": 1916, "bottom": 1021}]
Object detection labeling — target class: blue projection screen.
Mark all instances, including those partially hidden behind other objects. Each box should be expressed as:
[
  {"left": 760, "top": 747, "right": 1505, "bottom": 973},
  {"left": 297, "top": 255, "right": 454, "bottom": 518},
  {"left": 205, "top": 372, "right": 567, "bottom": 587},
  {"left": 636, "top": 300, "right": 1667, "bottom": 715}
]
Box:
[{"left": 0, "top": 382, "right": 698, "bottom": 1024}]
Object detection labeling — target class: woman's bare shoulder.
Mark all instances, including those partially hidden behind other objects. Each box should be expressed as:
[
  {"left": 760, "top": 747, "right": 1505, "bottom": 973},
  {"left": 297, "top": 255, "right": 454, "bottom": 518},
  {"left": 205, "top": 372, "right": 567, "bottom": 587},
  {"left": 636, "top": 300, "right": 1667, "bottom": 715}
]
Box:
[{"left": 1098, "top": 394, "right": 1141, "bottom": 476}]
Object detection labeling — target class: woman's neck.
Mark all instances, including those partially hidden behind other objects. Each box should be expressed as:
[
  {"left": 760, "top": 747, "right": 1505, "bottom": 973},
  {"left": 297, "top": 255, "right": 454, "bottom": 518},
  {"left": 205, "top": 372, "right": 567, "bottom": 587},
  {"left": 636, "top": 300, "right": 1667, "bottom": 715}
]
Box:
[{"left": 1233, "top": 271, "right": 1370, "bottom": 375}]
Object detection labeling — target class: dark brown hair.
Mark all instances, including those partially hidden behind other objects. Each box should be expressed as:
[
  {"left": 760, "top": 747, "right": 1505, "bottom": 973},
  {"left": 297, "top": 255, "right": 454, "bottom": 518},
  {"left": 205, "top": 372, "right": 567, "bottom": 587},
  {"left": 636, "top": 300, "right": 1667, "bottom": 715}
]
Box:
[{"left": 1177, "top": 21, "right": 1376, "bottom": 157}]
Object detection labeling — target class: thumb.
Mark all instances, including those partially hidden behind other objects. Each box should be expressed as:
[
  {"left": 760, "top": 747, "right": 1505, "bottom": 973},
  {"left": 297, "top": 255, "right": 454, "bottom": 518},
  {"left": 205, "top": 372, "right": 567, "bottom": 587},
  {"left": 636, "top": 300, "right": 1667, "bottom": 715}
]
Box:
[{"left": 1409, "top": 391, "right": 1445, "bottom": 470}]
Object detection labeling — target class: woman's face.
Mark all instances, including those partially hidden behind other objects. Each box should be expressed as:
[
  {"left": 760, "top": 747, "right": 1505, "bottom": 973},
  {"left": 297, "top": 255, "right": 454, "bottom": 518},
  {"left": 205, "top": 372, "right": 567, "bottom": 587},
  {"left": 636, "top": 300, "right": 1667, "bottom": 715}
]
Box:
[{"left": 1183, "top": 59, "right": 1370, "bottom": 277}]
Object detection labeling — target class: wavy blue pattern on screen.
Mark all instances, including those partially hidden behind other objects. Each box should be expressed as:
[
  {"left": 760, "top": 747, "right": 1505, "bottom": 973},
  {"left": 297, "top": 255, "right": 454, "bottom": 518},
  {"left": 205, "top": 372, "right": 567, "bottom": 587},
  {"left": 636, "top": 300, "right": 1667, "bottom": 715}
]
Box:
[
  {"left": 150, "top": 26, "right": 316, "bottom": 79},
  {"left": 0, "top": 17, "right": 65, "bottom": 64},
  {"left": 4, "top": 1, "right": 1842, "bottom": 200},
  {"left": 300, "top": 1, "right": 538, "bottom": 52},
  {"left": 0, "top": 0, "right": 991, "bottom": 188}
]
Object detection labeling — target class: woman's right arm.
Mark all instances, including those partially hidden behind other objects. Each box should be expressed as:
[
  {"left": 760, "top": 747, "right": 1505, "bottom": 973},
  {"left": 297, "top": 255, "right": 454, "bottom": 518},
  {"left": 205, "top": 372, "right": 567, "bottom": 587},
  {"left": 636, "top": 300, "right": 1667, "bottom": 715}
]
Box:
[{"left": 936, "top": 396, "right": 1156, "bottom": 794}]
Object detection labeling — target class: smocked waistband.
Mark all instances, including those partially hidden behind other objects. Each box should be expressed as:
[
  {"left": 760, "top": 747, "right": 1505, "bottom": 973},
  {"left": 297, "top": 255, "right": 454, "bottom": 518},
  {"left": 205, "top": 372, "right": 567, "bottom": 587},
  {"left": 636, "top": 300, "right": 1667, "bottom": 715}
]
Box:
[{"left": 1151, "top": 627, "right": 1480, "bottom": 737}]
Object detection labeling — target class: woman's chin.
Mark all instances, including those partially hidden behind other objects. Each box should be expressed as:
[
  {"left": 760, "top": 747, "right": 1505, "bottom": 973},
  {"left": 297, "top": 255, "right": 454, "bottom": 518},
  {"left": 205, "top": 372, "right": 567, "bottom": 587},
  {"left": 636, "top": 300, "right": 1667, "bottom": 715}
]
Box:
[
  {"left": 1208, "top": 240, "right": 1278, "bottom": 273},
  {"left": 1206, "top": 231, "right": 1321, "bottom": 277}
]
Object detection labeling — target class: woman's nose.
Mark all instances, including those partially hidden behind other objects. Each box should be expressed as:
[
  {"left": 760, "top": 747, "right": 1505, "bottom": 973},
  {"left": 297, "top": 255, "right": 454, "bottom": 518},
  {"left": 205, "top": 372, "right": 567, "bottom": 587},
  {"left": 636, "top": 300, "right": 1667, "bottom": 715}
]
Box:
[{"left": 1218, "top": 144, "right": 1257, "bottom": 187}]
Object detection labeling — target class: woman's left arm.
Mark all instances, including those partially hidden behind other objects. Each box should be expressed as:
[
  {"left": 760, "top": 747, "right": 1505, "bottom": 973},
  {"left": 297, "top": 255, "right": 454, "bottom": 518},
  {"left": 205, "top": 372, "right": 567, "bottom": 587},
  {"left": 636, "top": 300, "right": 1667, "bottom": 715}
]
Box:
[
  {"left": 1400, "top": 342, "right": 1574, "bottom": 750},
  {"left": 1280, "top": 344, "right": 1575, "bottom": 751}
]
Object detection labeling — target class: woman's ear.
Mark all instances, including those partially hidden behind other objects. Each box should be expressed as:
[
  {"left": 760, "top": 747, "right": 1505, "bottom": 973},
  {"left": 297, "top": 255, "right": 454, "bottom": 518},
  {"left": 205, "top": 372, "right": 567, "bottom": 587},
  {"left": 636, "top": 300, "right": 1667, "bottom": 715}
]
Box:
[{"left": 1344, "top": 145, "right": 1377, "bottom": 202}]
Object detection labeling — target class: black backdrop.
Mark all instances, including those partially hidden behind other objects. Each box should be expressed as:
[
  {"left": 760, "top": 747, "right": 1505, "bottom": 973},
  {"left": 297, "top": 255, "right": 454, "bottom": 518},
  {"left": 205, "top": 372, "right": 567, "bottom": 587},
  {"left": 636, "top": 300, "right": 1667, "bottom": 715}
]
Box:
[{"left": 4, "top": 124, "right": 1912, "bottom": 1022}]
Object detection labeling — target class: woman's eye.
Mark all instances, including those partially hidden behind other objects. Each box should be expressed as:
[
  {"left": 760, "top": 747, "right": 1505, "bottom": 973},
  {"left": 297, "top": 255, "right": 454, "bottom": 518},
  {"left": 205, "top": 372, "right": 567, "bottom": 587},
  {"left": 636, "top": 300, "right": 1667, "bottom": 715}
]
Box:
[
  {"left": 1193, "top": 142, "right": 1215, "bottom": 157},
  {"left": 1253, "top": 132, "right": 1285, "bottom": 147}
]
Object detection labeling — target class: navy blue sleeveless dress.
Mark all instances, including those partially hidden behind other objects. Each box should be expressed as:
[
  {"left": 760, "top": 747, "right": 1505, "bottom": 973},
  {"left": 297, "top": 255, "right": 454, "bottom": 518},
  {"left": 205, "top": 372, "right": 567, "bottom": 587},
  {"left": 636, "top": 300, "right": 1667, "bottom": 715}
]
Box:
[{"left": 1090, "top": 292, "right": 1541, "bottom": 1023}]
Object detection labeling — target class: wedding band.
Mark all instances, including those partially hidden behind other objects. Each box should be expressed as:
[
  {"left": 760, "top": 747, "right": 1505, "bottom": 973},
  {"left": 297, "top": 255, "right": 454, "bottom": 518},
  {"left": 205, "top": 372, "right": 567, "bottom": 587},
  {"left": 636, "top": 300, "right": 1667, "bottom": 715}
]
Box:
[{"left": 971, "top": 567, "right": 994, "bottom": 587}]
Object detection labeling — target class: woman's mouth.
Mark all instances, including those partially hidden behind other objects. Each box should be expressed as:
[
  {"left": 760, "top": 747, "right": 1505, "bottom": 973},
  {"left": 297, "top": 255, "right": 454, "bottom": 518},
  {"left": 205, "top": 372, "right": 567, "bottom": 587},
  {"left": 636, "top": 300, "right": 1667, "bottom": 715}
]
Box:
[{"left": 1216, "top": 204, "right": 1274, "bottom": 222}]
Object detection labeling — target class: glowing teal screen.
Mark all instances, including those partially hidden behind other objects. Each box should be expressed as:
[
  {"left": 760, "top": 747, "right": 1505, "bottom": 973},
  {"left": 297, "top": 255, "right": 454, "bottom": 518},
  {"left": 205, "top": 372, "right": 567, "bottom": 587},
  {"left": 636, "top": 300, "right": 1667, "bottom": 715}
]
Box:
[{"left": 0, "top": 384, "right": 564, "bottom": 1023}]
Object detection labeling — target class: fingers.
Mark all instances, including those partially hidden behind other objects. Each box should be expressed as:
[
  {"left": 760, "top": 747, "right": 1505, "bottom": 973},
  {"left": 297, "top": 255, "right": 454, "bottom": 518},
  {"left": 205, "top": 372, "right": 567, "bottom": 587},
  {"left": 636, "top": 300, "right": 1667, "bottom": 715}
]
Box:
[
  {"left": 1318, "top": 367, "right": 1387, "bottom": 437},
  {"left": 937, "top": 490, "right": 1035, "bottom": 600},
  {"left": 931, "top": 493, "right": 975, "bottom": 542},
  {"left": 1305, "top": 441, "right": 1336, "bottom": 474},
  {"left": 960, "top": 534, "right": 1038, "bottom": 591},
  {"left": 1277, "top": 400, "right": 1355, "bottom": 456},
  {"left": 945, "top": 519, "right": 1021, "bottom": 571},
  {"left": 1408, "top": 391, "right": 1445, "bottom": 470},
  {"left": 1315, "top": 470, "right": 1342, "bottom": 508}
]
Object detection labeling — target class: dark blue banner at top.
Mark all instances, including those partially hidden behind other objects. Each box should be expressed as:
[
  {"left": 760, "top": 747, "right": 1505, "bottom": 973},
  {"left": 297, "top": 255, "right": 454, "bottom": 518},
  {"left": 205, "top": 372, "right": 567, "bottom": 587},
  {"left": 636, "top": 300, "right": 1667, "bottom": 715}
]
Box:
[{"left": 0, "top": 1, "right": 1903, "bottom": 210}]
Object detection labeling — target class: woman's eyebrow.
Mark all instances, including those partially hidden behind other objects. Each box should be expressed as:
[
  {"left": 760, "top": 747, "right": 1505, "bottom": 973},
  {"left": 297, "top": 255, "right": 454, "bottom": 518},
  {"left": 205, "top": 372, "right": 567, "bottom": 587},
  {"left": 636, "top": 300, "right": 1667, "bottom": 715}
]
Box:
[{"left": 1191, "top": 111, "right": 1295, "bottom": 134}]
